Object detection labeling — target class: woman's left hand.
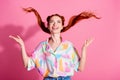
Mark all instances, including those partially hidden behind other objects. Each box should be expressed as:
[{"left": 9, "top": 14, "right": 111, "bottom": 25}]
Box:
[{"left": 83, "top": 37, "right": 94, "bottom": 49}]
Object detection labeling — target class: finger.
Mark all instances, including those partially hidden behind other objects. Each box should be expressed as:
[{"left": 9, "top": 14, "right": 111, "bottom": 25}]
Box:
[
  {"left": 85, "top": 38, "right": 94, "bottom": 46},
  {"left": 9, "top": 35, "right": 12, "bottom": 38},
  {"left": 9, "top": 35, "right": 15, "bottom": 39},
  {"left": 87, "top": 38, "right": 94, "bottom": 45},
  {"left": 9, "top": 35, "right": 18, "bottom": 41},
  {"left": 90, "top": 38, "right": 94, "bottom": 43},
  {"left": 88, "top": 37, "right": 94, "bottom": 42},
  {"left": 91, "top": 37, "right": 95, "bottom": 41},
  {"left": 17, "top": 35, "right": 21, "bottom": 39}
]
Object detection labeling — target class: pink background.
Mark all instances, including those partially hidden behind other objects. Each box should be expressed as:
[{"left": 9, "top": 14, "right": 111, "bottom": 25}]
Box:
[{"left": 0, "top": 0, "right": 120, "bottom": 80}]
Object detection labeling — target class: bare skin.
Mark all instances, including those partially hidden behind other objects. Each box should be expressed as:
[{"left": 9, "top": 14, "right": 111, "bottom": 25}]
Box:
[{"left": 9, "top": 16, "right": 94, "bottom": 71}]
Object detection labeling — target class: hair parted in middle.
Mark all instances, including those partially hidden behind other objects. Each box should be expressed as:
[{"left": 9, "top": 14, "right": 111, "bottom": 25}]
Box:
[{"left": 23, "top": 7, "right": 100, "bottom": 34}]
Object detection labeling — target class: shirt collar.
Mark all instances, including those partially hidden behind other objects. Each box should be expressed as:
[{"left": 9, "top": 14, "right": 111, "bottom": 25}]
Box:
[{"left": 46, "top": 37, "right": 65, "bottom": 53}]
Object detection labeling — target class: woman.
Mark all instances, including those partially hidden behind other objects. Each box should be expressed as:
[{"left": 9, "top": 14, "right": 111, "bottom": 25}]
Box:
[{"left": 9, "top": 7, "right": 99, "bottom": 80}]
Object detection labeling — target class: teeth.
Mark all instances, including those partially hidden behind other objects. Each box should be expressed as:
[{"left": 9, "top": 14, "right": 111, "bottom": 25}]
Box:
[
  {"left": 52, "top": 27, "right": 58, "bottom": 29},
  {"left": 53, "top": 27, "right": 58, "bottom": 29}
]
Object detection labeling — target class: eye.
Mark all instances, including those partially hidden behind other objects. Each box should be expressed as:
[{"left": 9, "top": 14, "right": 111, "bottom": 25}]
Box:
[
  {"left": 57, "top": 20, "right": 62, "bottom": 23},
  {"left": 49, "top": 20, "right": 54, "bottom": 23}
]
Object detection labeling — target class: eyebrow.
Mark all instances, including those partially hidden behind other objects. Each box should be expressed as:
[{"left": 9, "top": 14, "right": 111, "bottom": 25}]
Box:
[{"left": 50, "top": 19, "right": 62, "bottom": 22}]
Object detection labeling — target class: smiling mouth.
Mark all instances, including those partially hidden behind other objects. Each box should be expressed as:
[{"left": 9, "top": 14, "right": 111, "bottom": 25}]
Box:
[{"left": 52, "top": 27, "right": 59, "bottom": 30}]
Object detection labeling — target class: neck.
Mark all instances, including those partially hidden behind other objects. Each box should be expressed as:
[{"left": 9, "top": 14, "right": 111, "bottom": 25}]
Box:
[{"left": 50, "top": 33, "right": 61, "bottom": 43}]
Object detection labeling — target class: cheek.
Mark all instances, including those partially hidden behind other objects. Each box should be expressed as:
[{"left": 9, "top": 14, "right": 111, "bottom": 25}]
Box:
[
  {"left": 60, "top": 25, "right": 63, "bottom": 30},
  {"left": 49, "top": 23, "right": 53, "bottom": 27}
]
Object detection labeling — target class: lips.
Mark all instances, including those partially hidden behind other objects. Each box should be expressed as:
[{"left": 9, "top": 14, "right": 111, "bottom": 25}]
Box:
[{"left": 52, "top": 26, "right": 59, "bottom": 30}]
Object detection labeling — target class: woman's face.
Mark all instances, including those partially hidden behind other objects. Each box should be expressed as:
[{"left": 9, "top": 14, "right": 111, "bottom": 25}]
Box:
[{"left": 48, "top": 16, "right": 63, "bottom": 34}]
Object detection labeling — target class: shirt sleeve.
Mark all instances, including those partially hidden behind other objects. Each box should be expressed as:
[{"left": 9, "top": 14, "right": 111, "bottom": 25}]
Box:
[
  {"left": 69, "top": 42, "right": 80, "bottom": 72},
  {"left": 27, "top": 42, "right": 49, "bottom": 77},
  {"left": 27, "top": 57, "right": 35, "bottom": 71},
  {"left": 27, "top": 42, "right": 44, "bottom": 71}
]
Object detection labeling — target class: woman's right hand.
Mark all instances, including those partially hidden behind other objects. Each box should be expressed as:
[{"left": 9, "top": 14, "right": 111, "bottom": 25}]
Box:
[
  {"left": 9, "top": 35, "right": 24, "bottom": 47},
  {"left": 9, "top": 35, "right": 29, "bottom": 67}
]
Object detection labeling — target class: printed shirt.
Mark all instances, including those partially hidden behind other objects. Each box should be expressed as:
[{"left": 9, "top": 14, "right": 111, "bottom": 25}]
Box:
[{"left": 27, "top": 39, "right": 80, "bottom": 77}]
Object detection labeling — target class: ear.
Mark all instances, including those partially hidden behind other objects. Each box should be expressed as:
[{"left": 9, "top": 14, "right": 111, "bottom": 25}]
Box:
[
  {"left": 60, "top": 26, "right": 64, "bottom": 31},
  {"left": 61, "top": 25, "right": 64, "bottom": 29},
  {"left": 47, "top": 26, "right": 50, "bottom": 29}
]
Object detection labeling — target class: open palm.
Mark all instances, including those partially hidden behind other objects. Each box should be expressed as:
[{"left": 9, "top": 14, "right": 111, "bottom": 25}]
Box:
[
  {"left": 9, "top": 35, "right": 24, "bottom": 46},
  {"left": 83, "top": 38, "right": 94, "bottom": 48}
]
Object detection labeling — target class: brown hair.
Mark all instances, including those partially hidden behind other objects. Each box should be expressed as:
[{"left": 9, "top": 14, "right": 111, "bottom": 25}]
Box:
[
  {"left": 47, "top": 14, "right": 65, "bottom": 26},
  {"left": 23, "top": 7, "right": 100, "bottom": 34}
]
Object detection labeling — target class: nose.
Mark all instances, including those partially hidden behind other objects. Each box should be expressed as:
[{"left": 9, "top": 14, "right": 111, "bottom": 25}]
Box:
[{"left": 53, "top": 22, "right": 57, "bottom": 26}]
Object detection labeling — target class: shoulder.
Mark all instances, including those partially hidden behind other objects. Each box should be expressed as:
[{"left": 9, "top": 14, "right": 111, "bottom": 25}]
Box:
[
  {"left": 61, "top": 40, "right": 75, "bottom": 49},
  {"left": 34, "top": 40, "right": 47, "bottom": 51},
  {"left": 39, "top": 40, "right": 47, "bottom": 45},
  {"left": 63, "top": 40, "right": 74, "bottom": 46}
]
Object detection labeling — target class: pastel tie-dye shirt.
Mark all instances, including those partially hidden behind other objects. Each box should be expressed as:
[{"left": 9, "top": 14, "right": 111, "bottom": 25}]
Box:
[{"left": 27, "top": 39, "right": 80, "bottom": 77}]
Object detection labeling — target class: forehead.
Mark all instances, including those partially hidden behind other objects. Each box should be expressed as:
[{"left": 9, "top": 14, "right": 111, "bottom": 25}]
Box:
[{"left": 50, "top": 16, "right": 62, "bottom": 21}]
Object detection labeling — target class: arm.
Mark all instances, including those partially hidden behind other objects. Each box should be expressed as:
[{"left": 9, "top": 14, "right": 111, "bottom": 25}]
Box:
[
  {"left": 9, "top": 35, "right": 30, "bottom": 67},
  {"left": 20, "top": 42, "right": 30, "bottom": 67},
  {"left": 78, "top": 46, "right": 87, "bottom": 72},
  {"left": 79, "top": 38, "right": 94, "bottom": 71}
]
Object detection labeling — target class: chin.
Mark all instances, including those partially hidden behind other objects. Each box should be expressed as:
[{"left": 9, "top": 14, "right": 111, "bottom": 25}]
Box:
[{"left": 51, "top": 31, "right": 61, "bottom": 34}]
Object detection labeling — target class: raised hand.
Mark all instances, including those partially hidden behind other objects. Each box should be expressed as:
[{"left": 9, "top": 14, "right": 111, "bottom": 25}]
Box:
[
  {"left": 9, "top": 35, "right": 24, "bottom": 47},
  {"left": 83, "top": 37, "right": 94, "bottom": 48},
  {"left": 9, "top": 35, "right": 29, "bottom": 67},
  {"left": 78, "top": 38, "right": 94, "bottom": 71}
]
